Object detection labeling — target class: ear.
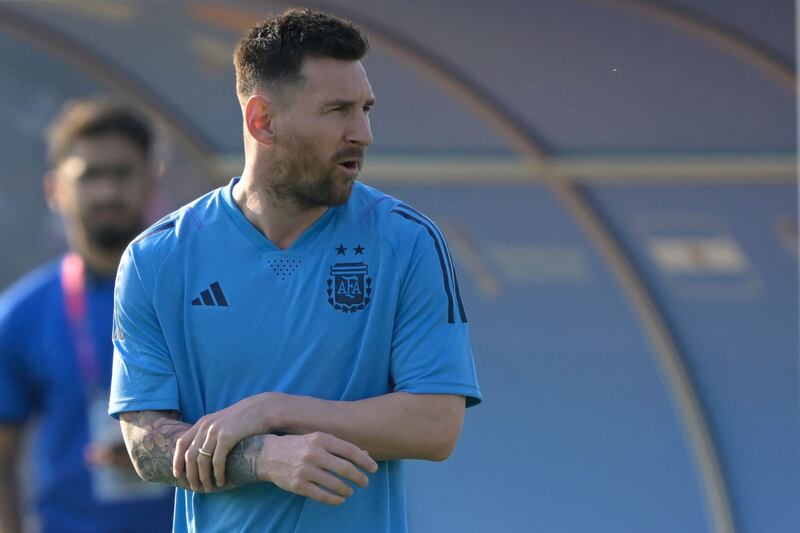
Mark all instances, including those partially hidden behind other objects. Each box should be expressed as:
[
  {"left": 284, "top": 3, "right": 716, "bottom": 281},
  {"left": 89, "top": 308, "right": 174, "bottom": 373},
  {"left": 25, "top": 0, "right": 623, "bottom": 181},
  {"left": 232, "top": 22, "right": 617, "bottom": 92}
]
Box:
[
  {"left": 150, "top": 158, "right": 164, "bottom": 183},
  {"left": 43, "top": 170, "right": 60, "bottom": 212},
  {"left": 244, "top": 94, "right": 275, "bottom": 146}
]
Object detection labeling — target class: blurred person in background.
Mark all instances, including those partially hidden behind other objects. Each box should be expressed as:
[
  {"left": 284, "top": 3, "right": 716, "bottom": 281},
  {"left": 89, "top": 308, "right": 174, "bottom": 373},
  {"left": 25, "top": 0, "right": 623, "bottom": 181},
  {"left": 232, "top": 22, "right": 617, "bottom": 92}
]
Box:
[{"left": 0, "top": 97, "right": 174, "bottom": 533}]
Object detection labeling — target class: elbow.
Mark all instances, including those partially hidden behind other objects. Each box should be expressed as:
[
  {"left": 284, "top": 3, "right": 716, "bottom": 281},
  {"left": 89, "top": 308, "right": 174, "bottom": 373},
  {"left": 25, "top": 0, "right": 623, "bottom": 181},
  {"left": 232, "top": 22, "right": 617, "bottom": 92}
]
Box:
[
  {"left": 419, "top": 395, "right": 466, "bottom": 461},
  {"left": 425, "top": 427, "right": 461, "bottom": 462},
  {"left": 427, "top": 441, "right": 456, "bottom": 462},
  {"left": 134, "top": 467, "right": 152, "bottom": 484},
  {"left": 127, "top": 443, "right": 157, "bottom": 483},
  {"left": 128, "top": 454, "right": 149, "bottom": 482}
]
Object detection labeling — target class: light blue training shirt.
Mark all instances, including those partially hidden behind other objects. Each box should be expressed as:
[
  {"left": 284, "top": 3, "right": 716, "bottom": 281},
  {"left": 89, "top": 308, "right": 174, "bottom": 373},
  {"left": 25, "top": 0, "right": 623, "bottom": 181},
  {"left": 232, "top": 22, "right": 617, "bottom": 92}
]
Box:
[{"left": 109, "top": 177, "right": 481, "bottom": 532}]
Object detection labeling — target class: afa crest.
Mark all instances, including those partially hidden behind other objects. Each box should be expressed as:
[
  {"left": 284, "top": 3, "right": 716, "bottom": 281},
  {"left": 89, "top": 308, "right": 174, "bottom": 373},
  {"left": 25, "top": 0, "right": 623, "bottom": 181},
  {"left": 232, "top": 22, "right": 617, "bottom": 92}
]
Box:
[{"left": 327, "top": 262, "right": 372, "bottom": 313}]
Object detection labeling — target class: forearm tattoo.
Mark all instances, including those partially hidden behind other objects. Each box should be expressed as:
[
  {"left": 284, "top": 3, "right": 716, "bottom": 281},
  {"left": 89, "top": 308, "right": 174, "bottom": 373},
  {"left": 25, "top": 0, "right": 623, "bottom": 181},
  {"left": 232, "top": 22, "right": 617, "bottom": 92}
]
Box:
[
  {"left": 226, "top": 435, "right": 265, "bottom": 486},
  {"left": 120, "top": 411, "right": 192, "bottom": 490},
  {"left": 119, "top": 411, "right": 266, "bottom": 492}
]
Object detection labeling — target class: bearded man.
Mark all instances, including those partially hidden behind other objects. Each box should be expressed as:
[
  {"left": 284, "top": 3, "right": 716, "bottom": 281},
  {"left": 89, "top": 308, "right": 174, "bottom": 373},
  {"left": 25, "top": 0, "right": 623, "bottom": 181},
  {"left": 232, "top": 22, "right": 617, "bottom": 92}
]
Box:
[{"left": 112, "top": 9, "right": 481, "bottom": 532}]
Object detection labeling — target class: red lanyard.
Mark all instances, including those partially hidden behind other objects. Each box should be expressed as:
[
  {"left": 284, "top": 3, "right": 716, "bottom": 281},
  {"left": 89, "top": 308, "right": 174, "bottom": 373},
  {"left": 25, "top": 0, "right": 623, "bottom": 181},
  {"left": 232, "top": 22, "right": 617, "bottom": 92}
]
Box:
[{"left": 61, "top": 253, "right": 100, "bottom": 394}]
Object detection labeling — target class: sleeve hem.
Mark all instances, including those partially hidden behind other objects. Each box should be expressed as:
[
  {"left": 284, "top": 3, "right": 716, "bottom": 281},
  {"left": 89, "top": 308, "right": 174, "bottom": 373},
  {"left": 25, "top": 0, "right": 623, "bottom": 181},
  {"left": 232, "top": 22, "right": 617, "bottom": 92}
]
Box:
[
  {"left": 109, "top": 399, "right": 180, "bottom": 419},
  {"left": 394, "top": 382, "right": 482, "bottom": 407}
]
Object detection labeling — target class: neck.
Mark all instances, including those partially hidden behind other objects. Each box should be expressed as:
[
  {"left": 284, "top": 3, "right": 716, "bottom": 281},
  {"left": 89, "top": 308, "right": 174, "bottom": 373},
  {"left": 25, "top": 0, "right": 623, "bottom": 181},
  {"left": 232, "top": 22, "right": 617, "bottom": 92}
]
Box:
[
  {"left": 66, "top": 232, "right": 122, "bottom": 278},
  {"left": 234, "top": 167, "right": 328, "bottom": 250}
]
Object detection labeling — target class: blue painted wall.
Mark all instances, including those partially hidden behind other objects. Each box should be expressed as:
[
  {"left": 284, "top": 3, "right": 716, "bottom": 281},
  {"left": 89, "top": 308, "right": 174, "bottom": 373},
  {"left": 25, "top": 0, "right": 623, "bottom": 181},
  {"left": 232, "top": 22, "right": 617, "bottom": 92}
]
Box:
[
  {"left": 583, "top": 183, "right": 799, "bottom": 533},
  {"left": 377, "top": 182, "right": 798, "bottom": 533}
]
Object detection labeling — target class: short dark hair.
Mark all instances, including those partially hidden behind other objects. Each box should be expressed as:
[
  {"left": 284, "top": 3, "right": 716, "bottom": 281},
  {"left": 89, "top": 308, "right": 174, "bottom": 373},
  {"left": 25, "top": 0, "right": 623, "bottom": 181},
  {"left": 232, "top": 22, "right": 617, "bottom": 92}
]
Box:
[
  {"left": 233, "top": 8, "right": 369, "bottom": 104},
  {"left": 45, "top": 97, "right": 153, "bottom": 165}
]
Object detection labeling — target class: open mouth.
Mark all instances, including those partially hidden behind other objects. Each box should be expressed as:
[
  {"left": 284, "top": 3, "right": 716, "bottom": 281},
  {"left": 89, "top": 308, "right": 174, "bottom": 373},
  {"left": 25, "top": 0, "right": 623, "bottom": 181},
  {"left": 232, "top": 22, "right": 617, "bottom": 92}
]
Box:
[
  {"left": 337, "top": 160, "right": 362, "bottom": 177},
  {"left": 339, "top": 160, "right": 360, "bottom": 171}
]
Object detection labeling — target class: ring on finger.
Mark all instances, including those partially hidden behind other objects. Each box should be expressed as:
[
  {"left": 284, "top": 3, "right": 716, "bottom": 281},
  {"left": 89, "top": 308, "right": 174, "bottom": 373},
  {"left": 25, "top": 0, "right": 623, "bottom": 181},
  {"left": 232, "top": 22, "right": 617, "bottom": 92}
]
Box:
[{"left": 198, "top": 447, "right": 213, "bottom": 458}]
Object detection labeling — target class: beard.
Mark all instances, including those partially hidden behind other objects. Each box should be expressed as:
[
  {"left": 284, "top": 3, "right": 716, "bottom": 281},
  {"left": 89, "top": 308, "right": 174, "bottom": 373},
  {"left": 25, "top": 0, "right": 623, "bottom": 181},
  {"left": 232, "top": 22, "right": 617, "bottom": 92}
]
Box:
[
  {"left": 86, "top": 223, "right": 144, "bottom": 251},
  {"left": 81, "top": 207, "right": 145, "bottom": 251},
  {"left": 267, "top": 133, "right": 363, "bottom": 208}
]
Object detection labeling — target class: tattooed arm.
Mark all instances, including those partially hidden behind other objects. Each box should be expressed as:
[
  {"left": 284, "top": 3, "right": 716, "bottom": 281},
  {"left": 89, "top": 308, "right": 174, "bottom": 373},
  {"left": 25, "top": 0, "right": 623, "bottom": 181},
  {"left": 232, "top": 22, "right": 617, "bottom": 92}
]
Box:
[
  {"left": 119, "top": 410, "right": 263, "bottom": 493},
  {"left": 119, "top": 410, "right": 377, "bottom": 505}
]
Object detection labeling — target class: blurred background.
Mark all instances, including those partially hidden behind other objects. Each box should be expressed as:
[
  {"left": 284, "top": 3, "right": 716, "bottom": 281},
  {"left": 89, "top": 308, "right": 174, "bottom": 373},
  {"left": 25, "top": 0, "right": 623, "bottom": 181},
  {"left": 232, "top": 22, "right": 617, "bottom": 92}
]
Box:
[{"left": 0, "top": 1, "right": 796, "bottom": 532}]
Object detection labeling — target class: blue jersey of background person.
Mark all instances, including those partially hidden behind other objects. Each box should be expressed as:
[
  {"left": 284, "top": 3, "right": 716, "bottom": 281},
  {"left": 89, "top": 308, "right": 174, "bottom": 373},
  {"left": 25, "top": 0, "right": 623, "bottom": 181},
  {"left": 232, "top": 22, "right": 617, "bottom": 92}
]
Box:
[
  {"left": 0, "top": 261, "right": 174, "bottom": 532},
  {"left": 109, "top": 178, "right": 482, "bottom": 532}
]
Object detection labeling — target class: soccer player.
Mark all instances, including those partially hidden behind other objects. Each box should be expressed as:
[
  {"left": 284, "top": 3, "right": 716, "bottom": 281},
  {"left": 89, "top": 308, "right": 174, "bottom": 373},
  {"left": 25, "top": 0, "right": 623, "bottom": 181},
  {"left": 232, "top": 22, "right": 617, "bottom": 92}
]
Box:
[
  {"left": 0, "top": 98, "right": 174, "bottom": 532},
  {"left": 112, "top": 8, "right": 481, "bottom": 532}
]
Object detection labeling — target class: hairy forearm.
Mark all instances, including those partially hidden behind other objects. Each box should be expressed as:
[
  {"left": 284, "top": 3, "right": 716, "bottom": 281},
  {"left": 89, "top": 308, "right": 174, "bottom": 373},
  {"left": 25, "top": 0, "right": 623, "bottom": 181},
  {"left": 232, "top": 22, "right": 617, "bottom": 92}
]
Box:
[
  {"left": 120, "top": 410, "right": 264, "bottom": 491},
  {"left": 268, "top": 392, "right": 465, "bottom": 462}
]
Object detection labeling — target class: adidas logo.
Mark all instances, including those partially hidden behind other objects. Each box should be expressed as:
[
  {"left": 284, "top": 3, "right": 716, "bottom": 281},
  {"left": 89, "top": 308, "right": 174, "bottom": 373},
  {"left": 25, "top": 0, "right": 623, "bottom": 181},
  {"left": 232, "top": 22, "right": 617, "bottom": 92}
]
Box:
[{"left": 191, "top": 281, "right": 229, "bottom": 307}]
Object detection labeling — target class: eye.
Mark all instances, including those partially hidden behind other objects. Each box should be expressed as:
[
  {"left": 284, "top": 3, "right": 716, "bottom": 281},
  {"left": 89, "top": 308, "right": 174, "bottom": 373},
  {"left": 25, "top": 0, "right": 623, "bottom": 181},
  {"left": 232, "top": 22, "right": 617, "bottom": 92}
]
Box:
[
  {"left": 77, "top": 166, "right": 102, "bottom": 182},
  {"left": 363, "top": 105, "right": 372, "bottom": 114},
  {"left": 112, "top": 164, "right": 136, "bottom": 181}
]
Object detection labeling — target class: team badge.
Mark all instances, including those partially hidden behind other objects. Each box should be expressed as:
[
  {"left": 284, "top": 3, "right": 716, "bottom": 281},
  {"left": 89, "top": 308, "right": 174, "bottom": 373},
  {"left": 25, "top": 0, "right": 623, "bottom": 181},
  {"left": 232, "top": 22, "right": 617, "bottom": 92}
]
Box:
[
  {"left": 327, "top": 262, "right": 372, "bottom": 313},
  {"left": 327, "top": 243, "right": 372, "bottom": 313}
]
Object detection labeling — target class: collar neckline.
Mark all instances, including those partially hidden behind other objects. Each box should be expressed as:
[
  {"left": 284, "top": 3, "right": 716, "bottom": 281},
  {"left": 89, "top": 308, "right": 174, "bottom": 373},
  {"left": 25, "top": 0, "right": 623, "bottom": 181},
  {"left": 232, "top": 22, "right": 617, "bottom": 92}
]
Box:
[{"left": 220, "top": 177, "right": 338, "bottom": 253}]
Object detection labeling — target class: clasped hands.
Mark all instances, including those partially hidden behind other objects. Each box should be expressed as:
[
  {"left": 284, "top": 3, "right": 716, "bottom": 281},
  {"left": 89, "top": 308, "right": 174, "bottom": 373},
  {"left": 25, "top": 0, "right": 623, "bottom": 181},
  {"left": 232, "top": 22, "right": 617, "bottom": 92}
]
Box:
[{"left": 171, "top": 392, "right": 378, "bottom": 505}]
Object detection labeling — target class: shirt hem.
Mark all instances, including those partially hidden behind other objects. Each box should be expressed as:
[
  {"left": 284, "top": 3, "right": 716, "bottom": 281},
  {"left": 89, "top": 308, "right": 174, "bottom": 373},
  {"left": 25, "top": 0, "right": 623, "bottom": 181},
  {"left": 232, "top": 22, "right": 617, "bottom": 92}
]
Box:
[
  {"left": 394, "top": 382, "right": 482, "bottom": 407},
  {"left": 109, "top": 399, "right": 180, "bottom": 419}
]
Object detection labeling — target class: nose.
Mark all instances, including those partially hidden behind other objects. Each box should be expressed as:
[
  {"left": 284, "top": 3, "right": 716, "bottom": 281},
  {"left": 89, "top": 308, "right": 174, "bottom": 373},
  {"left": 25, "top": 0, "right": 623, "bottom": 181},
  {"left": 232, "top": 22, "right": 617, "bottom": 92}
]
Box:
[
  {"left": 346, "top": 110, "right": 373, "bottom": 147},
  {"left": 92, "top": 175, "right": 122, "bottom": 201},
  {"left": 85, "top": 169, "right": 133, "bottom": 208},
  {"left": 96, "top": 172, "right": 130, "bottom": 199}
]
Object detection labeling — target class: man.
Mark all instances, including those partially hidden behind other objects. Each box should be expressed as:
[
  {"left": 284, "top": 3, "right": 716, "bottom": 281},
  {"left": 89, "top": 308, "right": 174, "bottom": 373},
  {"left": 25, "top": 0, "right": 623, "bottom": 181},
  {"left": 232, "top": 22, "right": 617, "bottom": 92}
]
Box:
[
  {"left": 0, "top": 98, "right": 174, "bottom": 532},
  {"left": 112, "top": 8, "right": 481, "bottom": 532}
]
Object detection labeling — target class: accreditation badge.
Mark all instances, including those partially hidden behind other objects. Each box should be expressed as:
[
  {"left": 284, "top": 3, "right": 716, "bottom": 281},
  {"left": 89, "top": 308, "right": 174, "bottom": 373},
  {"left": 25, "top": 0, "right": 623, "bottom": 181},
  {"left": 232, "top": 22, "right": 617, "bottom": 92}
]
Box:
[{"left": 87, "top": 393, "right": 170, "bottom": 502}]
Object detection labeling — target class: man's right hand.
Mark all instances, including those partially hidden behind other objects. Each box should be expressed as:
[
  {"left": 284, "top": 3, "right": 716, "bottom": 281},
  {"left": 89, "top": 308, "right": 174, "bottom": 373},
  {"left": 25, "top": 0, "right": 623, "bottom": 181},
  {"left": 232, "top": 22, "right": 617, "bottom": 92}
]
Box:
[{"left": 257, "top": 432, "right": 378, "bottom": 506}]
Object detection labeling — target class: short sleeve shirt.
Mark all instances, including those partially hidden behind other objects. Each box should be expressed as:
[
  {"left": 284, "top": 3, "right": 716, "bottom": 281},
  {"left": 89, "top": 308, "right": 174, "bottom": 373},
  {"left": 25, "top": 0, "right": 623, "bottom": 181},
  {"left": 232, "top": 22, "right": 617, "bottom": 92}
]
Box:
[{"left": 110, "top": 178, "right": 481, "bottom": 533}]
